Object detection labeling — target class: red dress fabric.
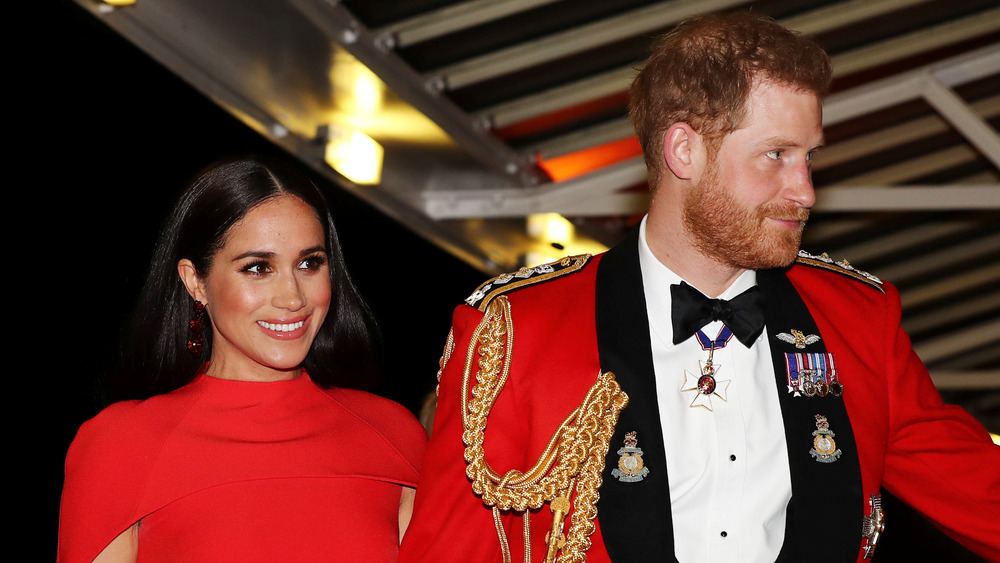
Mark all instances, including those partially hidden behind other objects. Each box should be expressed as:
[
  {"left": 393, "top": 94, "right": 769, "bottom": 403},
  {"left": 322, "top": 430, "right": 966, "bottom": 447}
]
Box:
[{"left": 59, "top": 372, "right": 427, "bottom": 563}]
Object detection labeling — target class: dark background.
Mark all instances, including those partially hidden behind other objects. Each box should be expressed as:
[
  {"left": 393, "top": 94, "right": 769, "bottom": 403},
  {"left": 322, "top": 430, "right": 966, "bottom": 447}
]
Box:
[{"left": 42, "top": 2, "right": 984, "bottom": 560}]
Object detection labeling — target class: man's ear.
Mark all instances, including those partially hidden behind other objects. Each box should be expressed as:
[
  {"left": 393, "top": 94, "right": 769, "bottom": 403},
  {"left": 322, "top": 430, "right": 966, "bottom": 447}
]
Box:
[
  {"left": 177, "top": 259, "right": 208, "bottom": 304},
  {"left": 662, "top": 122, "right": 703, "bottom": 181}
]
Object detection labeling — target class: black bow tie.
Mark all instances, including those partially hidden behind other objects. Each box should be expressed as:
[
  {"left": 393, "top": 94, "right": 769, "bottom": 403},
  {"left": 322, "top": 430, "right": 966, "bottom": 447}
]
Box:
[{"left": 670, "top": 282, "right": 765, "bottom": 347}]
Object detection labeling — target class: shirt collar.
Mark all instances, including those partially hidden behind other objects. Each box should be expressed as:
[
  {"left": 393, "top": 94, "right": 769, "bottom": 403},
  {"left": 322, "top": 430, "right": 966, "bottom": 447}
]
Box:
[{"left": 637, "top": 215, "right": 757, "bottom": 347}]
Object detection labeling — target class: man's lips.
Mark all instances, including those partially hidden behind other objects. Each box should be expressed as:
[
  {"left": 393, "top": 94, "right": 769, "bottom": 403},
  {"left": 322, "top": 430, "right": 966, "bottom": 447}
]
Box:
[{"left": 768, "top": 216, "right": 808, "bottom": 229}]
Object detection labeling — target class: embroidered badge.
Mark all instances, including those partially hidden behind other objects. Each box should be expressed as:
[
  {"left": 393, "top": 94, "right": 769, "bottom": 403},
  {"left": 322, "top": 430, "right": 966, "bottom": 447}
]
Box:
[
  {"left": 776, "top": 329, "right": 821, "bottom": 349},
  {"left": 810, "top": 414, "right": 842, "bottom": 463},
  {"left": 611, "top": 431, "right": 650, "bottom": 483},
  {"left": 785, "top": 353, "right": 843, "bottom": 397},
  {"left": 861, "top": 493, "right": 885, "bottom": 559}
]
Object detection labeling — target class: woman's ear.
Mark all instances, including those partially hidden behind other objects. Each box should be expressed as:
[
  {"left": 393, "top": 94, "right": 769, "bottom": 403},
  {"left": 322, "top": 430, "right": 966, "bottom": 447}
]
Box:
[
  {"left": 662, "top": 122, "right": 704, "bottom": 181},
  {"left": 177, "top": 259, "right": 208, "bottom": 304}
]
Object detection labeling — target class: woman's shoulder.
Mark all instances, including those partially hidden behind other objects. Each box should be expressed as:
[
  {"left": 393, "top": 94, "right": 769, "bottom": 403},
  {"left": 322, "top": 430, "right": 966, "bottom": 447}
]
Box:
[
  {"left": 67, "top": 384, "right": 203, "bottom": 471},
  {"left": 320, "top": 387, "right": 428, "bottom": 469}
]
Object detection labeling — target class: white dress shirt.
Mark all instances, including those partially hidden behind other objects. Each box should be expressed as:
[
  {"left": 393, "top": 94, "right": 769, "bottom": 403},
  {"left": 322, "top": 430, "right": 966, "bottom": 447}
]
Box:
[{"left": 638, "top": 217, "right": 791, "bottom": 562}]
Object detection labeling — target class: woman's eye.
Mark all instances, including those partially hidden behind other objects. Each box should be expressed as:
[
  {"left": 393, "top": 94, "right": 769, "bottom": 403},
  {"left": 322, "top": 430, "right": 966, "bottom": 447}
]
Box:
[
  {"left": 766, "top": 150, "right": 782, "bottom": 160},
  {"left": 241, "top": 262, "right": 272, "bottom": 276},
  {"left": 299, "top": 255, "right": 328, "bottom": 271}
]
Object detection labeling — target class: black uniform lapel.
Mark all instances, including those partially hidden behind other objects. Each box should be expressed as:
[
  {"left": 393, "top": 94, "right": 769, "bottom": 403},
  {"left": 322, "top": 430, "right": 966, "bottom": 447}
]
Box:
[
  {"left": 595, "top": 230, "right": 678, "bottom": 563},
  {"left": 758, "top": 269, "right": 863, "bottom": 563}
]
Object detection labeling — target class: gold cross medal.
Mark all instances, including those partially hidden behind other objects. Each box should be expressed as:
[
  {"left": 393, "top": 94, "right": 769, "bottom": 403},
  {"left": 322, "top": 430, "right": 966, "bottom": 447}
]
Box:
[
  {"left": 681, "top": 351, "right": 731, "bottom": 411},
  {"left": 810, "top": 414, "right": 842, "bottom": 463},
  {"left": 612, "top": 431, "right": 650, "bottom": 483}
]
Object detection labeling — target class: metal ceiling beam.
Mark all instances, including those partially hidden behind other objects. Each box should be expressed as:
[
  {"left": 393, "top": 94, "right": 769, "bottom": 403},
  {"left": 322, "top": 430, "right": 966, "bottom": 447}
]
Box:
[
  {"left": 803, "top": 218, "right": 879, "bottom": 244},
  {"left": 815, "top": 95, "right": 1000, "bottom": 170},
  {"left": 930, "top": 370, "right": 1000, "bottom": 390},
  {"left": 876, "top": 232, "right": 1000, "bottom": 283},
  {"left": 374, "top": 0, "right": 562, "bottom": 49},
  {"left": 904, "top": 290, "right": 1000, "bottom": 334},
  {"left": 900, "top": 262, "right": 1000, "bottom": 308},
  {"left": 424, "top": 156, "right": 649, "bottom": 218},
  {"left": 482, "top": 67, "right": 636, "bottom": 130},
  {"left": 531, "top": 119, "right": 635, "bottom": 159},
  {"left": 914, "top": 318, "right": 1000, "bottom": 364},
  {"left": 824, "top": 45, "right": 1000, "bottom": 125},
  {"left": 933, "top": 346, "right": 1000, "bottom": 371},
  {"left": 833, "top": 147, "right": 988, "bottom": 185},
  {"left": 428, "top": 0, "right": 750, "bottom": 90},
  {"left": 476, "top": 0, "right": 944, "bottom": 131},
  {"left": 828, "top": 8, "right": 1000, "bottom": 77},
  {"left": 817, "top": 186, "right": 1000, "bottom": 210},
  {"left": 782, "top": 0, "right": 933, "bottom": 35},
  {"left": 921, "top": 74, "right": 1000, "bottom": 169},
  {"left": 287, "top": 0, "right": 548, "bottom": 186},
  {"left": 818, "top": 221, "right": 977, "bottom": 263}
]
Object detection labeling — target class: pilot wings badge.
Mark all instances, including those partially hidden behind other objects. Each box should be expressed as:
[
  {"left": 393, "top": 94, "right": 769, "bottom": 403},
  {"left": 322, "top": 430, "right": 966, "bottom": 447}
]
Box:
[{"left": 776, "top": 329, "right": 821, "bottom": 349}]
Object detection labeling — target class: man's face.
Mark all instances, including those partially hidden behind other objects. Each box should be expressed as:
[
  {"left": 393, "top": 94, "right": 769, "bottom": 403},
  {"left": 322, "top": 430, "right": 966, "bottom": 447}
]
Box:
[{"left": 683, "top": 81, "right": 823, "bottom": 270}]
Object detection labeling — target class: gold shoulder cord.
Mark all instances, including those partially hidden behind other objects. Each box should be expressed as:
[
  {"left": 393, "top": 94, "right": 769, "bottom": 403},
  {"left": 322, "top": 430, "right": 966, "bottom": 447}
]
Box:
[{"left": 461, "top": 296, "right": 629, "bottom": 563}]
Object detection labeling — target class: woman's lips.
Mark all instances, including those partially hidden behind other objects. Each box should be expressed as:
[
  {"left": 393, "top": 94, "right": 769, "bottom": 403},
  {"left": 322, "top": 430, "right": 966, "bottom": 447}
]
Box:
[{"left": 255, "top": 316, "right": 310, "bottom": 340}]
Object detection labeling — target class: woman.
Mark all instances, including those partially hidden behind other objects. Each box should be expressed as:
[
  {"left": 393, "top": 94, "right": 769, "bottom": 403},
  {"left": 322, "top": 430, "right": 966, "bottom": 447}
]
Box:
[{"left": 59, "top": 157, "right": 426, "bottom": 562}]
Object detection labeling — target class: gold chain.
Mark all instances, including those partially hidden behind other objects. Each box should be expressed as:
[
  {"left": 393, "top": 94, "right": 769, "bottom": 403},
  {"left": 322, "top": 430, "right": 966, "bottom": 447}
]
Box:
[{"left": 461, "top": 296, "right": 628, "bottom": 563}]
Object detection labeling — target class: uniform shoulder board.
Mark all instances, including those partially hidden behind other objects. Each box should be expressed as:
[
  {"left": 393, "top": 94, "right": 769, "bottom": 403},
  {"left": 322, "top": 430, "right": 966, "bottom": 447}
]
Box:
[
  {"left": 796, "top": 250, "right": 884, "bottom": 293},
  {"left": 465, "top": 254, "right": 593, "bottom": 311}
]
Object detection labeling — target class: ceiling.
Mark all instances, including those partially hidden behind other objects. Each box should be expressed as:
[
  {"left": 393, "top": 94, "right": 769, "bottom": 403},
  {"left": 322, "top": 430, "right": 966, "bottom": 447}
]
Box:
[{"left": 73, "top": 0, "right": 999, "bottom": 404}]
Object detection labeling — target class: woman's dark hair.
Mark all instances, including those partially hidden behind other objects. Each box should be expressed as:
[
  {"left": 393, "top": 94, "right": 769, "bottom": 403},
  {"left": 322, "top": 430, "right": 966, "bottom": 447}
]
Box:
[{"left": 117, "top": 156, "right": 380, "bottom": 399}]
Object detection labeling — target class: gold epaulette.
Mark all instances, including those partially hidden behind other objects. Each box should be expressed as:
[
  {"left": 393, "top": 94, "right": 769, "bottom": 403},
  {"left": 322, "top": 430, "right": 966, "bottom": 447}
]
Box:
[
  {"left": 462, "top": 296, "right": 628, "bottom": 563},
  {"left": 465, "top": 255, "right": 593, "bottom": 312},
  {"left": 796, "top": 251, "right": 884, "bottom": 293}
]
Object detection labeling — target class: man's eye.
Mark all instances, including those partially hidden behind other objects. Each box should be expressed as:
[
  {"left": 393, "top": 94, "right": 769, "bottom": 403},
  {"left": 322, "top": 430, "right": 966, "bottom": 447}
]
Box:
[{"left": 766, "top": 150, "right": 782, "bottom": 160}]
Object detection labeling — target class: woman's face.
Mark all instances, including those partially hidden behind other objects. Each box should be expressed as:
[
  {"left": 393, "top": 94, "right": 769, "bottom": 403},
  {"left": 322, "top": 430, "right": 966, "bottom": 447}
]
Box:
[{"left": 181, "top": 195, "right": 332, "bottom": 381}]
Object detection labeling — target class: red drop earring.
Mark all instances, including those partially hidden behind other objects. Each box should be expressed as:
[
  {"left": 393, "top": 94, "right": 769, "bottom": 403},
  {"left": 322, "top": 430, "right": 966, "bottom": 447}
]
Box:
[{"left": 187, "top": 300, "right": 207, "bottom": 356}]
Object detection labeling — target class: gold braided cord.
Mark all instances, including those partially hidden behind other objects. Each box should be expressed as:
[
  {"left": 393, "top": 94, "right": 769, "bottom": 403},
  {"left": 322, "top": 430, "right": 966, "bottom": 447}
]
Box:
[
  {"left": 523, "top": 509, "right": 532, "bottom": 563},
  {"left": 461, "top": 296, "right": 629, "bottom": 562},
  {"left": 493, "top": 507, "right": 512, "bottom": 563},
  {"left": 434, "top": 329, "right": 455, "bottom": 399}
]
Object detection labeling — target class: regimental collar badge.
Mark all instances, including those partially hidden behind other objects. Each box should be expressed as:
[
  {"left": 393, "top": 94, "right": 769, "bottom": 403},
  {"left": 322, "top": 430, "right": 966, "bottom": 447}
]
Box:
[
  {"left": 861, "top": 493, "right": 885, "bottom": 559},
  {"left": 810, "top": 414, "right": 842, "bottom": 463},
  {"left": 776, "top": 329, "right": 821, "bottom": 349},
  {"left": 612, "top": 431, "right": 650, "bottom": 483},
  {"left": 785, "top": 352, "right": 843, "bottom": 397}
]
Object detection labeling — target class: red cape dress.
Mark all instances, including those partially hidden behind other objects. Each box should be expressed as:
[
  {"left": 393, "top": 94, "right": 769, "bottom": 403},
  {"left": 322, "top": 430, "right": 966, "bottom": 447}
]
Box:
[{"left": 59, "top": 372, "right": 427, "bottom": 562}]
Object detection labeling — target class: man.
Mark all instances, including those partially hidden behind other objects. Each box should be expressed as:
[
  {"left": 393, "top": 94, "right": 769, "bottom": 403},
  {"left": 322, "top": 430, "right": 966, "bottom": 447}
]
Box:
[{"left": 399, "top": 13, "right": 999, "bottom": 563}]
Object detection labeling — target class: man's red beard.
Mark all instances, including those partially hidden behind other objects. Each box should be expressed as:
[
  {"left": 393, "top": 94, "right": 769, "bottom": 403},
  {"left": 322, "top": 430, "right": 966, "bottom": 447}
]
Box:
[{"left": 682, "top": 161, "right": 810, "bottom": 271}]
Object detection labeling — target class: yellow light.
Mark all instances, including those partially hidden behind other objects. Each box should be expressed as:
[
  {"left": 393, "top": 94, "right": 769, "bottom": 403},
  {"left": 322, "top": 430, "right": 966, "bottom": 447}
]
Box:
[
  {"left": 991, "top": 433, "right": 1000, "bottom": 446},
  {"left": 527, "top": 213, "right": 574, "bottom": 244},
  {"left": 102, "top": 0, "right": 137, "bottom": 5},
  {"left": 352, "top": 72, "right": 382, "bottom": 115},
  {"left": 324, "top": 126, "right": 383, "bottom": 185}
]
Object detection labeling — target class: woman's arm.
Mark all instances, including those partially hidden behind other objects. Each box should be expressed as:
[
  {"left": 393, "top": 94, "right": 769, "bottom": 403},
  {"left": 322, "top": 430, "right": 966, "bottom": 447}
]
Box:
[
  {"left": 92, "top": 524, "right": 138, "bottom": 563},
  {"left": 398, "top": 486, "right": 417, "bottom": 543}
]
